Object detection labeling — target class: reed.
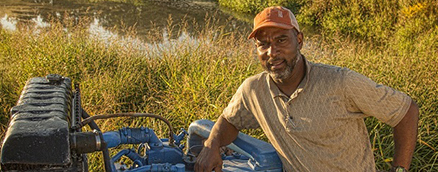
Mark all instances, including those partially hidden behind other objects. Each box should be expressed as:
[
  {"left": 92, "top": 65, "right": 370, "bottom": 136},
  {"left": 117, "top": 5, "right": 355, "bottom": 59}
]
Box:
[{"left": 0, "top": 12, "right": 436, "bottom": 171}]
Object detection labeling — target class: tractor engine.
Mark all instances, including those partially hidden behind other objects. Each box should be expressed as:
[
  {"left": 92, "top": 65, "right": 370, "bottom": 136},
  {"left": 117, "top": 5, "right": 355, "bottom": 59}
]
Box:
[
  {"left": 1, "top": 74, "right": 282, "bottom": 172},
  {"left": 1, "top": 74, "right": 85, "bottom": 171}
]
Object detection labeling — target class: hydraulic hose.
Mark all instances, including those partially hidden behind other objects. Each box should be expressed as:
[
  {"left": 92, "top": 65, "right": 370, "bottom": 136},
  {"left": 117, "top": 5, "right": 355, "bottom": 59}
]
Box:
[
  {"left": 75, "top": 113, "right": 175, "bottom": 145},
  {"left": 81, "top": 108, "right": 101, "bottom": 132},
  {"left": 97, "top": 131, "right": 112, "bottom": 172}
]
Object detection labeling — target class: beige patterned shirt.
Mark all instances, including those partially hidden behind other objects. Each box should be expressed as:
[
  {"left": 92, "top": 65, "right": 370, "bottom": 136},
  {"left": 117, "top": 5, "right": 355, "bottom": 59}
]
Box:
[{"left": 222, "top": 59, "right": 411, "bottom": 172}]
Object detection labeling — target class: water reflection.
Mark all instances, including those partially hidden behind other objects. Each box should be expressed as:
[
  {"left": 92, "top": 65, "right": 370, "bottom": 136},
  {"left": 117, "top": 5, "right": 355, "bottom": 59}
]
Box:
[
  {"left": 32, "top": 15, "right": 50, "bottom": 28},
  {"left": 1, "top": 14, "right": 50, "bottom": 31},
  {"left": 1, "top": 15, "right": 17, "bottom": 31},
  {"left": 87, "top": 17, "right": 207, "bottom": 57},
  {"left": 1, "top": 0, "right": 252, "bottom": 53},
  {"left": 89, "top": 18, "right": 117, "bottom": 41},
  {"left": 0, "top": 0, "right": 251, "bottom": 35},
  {"left": 1, "top": 11, "right": 210, "bottom": 58}
]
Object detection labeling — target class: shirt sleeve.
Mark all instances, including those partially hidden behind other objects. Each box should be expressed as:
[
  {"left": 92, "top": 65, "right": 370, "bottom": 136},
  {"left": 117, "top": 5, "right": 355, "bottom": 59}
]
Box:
[
  {"left": 221, "top": 82, "right": 260, "bottom": 130},
  {"left": 344, "top": 70, "right": 412, "bottom": 127}
]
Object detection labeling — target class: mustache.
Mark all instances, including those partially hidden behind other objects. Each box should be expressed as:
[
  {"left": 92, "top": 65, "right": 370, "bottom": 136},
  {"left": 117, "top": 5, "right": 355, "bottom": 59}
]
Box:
[{"left": 267, "top": 58, "right": 284, "bottom": 65}]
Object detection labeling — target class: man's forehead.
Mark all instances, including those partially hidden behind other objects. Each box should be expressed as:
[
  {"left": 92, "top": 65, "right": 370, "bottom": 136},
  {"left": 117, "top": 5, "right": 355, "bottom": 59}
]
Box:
[{"left": 255, "top": 27, "right": 293, "bottom": 40}]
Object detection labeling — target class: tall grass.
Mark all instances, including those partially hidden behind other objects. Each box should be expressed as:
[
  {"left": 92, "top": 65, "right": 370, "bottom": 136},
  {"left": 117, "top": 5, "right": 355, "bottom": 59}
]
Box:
[
  {"left": 1, "top": 12, "right": 437, "bottom": 172},
  {"left": 0, "top": 15, "right": 259, "bottom": 170}
]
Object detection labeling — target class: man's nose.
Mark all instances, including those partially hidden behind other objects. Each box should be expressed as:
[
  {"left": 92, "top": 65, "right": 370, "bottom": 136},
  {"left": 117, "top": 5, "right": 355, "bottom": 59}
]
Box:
[{"left": 267, "top": 44, "right": 279, "bottom": 58}]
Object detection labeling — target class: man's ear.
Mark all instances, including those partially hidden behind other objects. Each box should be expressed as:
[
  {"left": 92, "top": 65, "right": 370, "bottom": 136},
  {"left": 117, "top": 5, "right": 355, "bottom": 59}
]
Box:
[{"left": 297, "top": 32, "right": 304, "bottom": 50}]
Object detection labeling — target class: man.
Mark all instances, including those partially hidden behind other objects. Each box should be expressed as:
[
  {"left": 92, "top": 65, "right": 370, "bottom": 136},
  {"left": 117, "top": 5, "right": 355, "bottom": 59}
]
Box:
[{"left": 195, "top": 6, "right": 419, "bottom": 172}]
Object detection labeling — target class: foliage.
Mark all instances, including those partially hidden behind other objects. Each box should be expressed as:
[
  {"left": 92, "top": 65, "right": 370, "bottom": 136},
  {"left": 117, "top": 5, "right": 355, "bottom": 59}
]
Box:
[
  {"left": 218, "top": 0, "right": 302, "bottom": 15},
  {"left": 308, "top": 0, "right": 436, "bottom": 44},
  {"left": 219, "top": 0, "right": 438, "bottom": 49}
]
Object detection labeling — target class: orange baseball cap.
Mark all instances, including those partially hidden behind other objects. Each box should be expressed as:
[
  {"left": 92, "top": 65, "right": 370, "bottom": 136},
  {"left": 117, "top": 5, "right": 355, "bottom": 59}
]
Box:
[{"left": 248, "top": 6, "right": 300, "bottom": 39}]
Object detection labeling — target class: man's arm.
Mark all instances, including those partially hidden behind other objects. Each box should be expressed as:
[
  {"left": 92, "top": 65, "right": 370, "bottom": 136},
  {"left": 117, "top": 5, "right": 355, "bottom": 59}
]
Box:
[
  {"left": 392, "top": 100, "right": 419, "bottom": 171},
  {"left": 195, "top": 116, "right": 239, "bottom": 172}
]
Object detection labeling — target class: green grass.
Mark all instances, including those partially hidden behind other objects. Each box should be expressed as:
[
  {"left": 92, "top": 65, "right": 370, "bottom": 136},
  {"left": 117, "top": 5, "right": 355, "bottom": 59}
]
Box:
[{"left": 1, "top": 10, "right": 437, "bottom": 172}]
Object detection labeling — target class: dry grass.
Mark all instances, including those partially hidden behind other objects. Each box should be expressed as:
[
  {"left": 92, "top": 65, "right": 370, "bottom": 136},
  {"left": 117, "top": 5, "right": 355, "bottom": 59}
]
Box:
[{"left": 0, "top": 13, "right": 436, "bottom": 171}]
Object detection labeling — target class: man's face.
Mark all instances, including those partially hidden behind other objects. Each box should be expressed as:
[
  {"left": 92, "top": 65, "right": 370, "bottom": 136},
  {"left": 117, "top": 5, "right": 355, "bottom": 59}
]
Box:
[{"left": 255, "top": 27, "right": 303, "bottom": 81}]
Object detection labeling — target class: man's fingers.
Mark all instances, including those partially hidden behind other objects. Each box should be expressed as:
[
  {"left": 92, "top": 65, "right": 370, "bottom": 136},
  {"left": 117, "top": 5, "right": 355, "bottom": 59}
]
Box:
[
  {"left": 214, "top": 165, "right": 223, "bottom": 172},
  {"left": 194, "top": 146, "right": 223, "bottom": 172},
  {"left": 195, "top": 162, "right": 214, "bottom": 172}
]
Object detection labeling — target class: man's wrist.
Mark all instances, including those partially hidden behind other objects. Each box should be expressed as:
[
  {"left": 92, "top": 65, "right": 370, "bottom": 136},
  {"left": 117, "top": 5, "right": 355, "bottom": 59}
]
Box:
[{"left": 203, "top": 139, "right": 221, "bottom": 149}]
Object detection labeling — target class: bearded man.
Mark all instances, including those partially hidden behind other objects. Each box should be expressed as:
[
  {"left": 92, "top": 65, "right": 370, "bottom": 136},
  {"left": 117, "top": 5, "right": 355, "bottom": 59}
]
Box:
[{"left": 195, "top": 6, "right": 418, "bottom": 172}]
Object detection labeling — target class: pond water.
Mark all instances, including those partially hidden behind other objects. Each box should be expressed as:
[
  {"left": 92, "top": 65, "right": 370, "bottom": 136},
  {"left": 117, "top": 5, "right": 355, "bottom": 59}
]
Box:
[
  {"left": 0, "top": 0, "right": 323, "bottom": 57},
  {"left": 0, "top": 0, "right": 253, "bottom": 42}
]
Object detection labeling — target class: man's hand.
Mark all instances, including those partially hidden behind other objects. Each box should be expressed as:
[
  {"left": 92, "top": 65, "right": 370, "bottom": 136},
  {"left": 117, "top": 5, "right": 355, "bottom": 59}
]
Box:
[
  {"left": 193, "top": 116, "right": 239, "bottom": 172},
  {"left": 194, "top": 143, "right": 223, "bottom": 172}
]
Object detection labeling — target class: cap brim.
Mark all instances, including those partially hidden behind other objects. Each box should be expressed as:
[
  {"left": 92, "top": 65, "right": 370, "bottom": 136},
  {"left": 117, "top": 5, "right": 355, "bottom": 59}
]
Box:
[{"left": 247, "top": 22, "right": 295, "bottom": 39}]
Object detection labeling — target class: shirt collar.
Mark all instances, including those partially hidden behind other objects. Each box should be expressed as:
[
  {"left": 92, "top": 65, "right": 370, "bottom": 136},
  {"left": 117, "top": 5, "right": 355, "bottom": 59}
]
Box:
[{"left": 267, "top": 55, "right": 312, "bottom": 99}]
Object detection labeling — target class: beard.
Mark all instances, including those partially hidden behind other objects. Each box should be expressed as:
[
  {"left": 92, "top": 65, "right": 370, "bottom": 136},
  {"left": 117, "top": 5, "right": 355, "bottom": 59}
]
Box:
[
  {"left": 265, "top": 55, "right": 300, "bottom": 81},
  {"left": 268, "top": 64, "right": 293, "bottom": 81}
]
